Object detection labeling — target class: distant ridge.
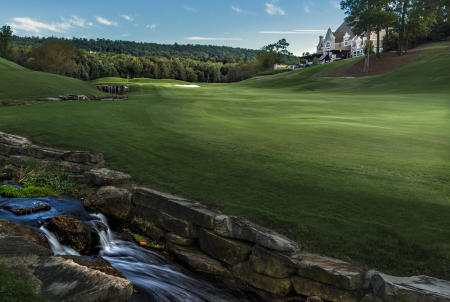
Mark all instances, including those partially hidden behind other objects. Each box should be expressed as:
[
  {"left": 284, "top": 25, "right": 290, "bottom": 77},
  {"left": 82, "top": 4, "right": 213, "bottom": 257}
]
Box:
[{"left": 12, "top": 36, "right": 260, "bottom": 61}]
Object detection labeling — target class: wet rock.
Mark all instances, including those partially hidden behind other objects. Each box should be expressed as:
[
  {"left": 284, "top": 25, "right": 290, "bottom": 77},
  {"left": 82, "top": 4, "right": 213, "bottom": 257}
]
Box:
[
  {"left": 295, "top": 253, "right": 365, "bottom": 291},
  {"left": 168, "top": 243, "right": 230, "bottom": 277},
  {"left": 45, "top": 215, "right": 100, "bottom": 255},
  {"left": 61, "top": 255, "right": 125, "bottom": 278},
  {"left": 165, "top": 232, "right": 194, "bottom": 246},
  {"left": 198, "top": 228, "right": 252, "bottom": 265},
  {"left": 249, "top": 245, "right": 296, "bottom": 278},
  {"left": 0, "top": 219, "right": 51, "bottom": 255},
  {"left": 62, "top": 151, "right": 103, "bottom": 164},
  {"left": 232, "top": 262, "right": 292, "bottom": 296},
  {"left": 3, "top": 199, "right": 51, "bottom": 215},
  {"left": 291, "top": 276, "right": 358, "bottom": 302},
  {"left": 370, "top": 273, "right": 450, "bottom": 302},
  {"left": 87, "top": 168, "right": 131, "bottom": 186},
  {"left": 0, "top": 131, "right": 31, "bottom": 147},
  {"left": 133, "top": 187, "right": 219, "bottom": 229},
  {"left": 31, "top": 256, "right": 133, "bottom": 302},
  {"left": 214, "top": 215, "right": 299, "bottom": 253},
  {"left": 86, "top": 186, "right": 132, "bottom": 222},
  {"left": 130, "top": 216, "right": 165, "bottom": 241}
]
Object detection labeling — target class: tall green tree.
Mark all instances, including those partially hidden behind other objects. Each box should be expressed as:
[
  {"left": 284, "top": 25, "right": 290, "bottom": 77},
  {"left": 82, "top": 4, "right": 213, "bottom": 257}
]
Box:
[
  {"left": 0, "top": 25, "right": 13, "bottom": 57},
  {"left": 341, "top": 0, "right": 376, "bottom": 72}
]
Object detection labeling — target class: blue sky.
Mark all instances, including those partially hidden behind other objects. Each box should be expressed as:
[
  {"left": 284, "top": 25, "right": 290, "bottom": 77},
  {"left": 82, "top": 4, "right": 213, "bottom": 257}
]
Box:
[{"left": 1, "top": 0, "right": 345, "bottom": 55}]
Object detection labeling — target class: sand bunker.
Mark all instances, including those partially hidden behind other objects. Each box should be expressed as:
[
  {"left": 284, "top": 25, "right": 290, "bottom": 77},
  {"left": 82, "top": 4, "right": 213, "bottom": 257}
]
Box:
[{"left": 175, "top": 84, "right": 200, "bottom": 88}]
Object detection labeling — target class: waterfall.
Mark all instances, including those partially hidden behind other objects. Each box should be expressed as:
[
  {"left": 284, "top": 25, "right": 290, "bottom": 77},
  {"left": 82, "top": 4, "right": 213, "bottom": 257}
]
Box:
[
  {"left": 89, "top": 213, "right": 114, "bottom": 252},
  {"left": 40, "top": 226, "right": 80, "bottom": 256}
]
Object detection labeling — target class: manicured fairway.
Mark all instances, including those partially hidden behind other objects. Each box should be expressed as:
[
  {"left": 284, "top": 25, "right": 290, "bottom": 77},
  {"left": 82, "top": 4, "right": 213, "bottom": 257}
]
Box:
[{"left": 0, "top": 46, "right": 449, "bottom": 278}]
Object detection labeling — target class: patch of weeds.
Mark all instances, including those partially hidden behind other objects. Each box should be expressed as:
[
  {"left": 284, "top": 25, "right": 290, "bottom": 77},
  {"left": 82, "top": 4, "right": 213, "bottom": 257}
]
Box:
[
  {"left": 128, "top": 230, "right": 165, "bottom": 250},
  {"left": 0, "top": 185, "right": 56, "bottom": 198},
  {"left": 0, "top": 264, "right": 48, "bottom": 302},
  {"left": 20, "top": 163, "right": 89, "bottom": 198}
]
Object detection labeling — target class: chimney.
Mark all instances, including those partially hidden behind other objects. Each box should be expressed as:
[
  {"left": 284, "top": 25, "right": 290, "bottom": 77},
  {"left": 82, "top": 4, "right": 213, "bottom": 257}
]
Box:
[{"left": 319, "top": 36, "right": 324, "bottom": 44}]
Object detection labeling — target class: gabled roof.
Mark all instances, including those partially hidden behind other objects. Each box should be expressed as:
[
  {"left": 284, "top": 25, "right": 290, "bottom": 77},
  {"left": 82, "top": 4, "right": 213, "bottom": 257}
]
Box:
[
  {"left": 324, "top": 28, "right": 335, "bottom": 42},
  {"left": 333, "top": 21, "right": 354, "bottom": 42}
]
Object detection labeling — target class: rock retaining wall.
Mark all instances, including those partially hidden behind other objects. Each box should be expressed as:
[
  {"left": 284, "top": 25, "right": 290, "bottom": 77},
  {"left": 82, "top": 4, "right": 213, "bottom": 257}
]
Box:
[{"left": 1, "top": 131, "right": 449, "bottom": 302}]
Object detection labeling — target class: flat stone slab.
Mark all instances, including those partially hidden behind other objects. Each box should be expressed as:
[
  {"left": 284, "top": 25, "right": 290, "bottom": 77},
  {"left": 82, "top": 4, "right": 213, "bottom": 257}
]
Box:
[
  {"left": 214, "top": 215, "right": 299, "bottom": 253},
  {"left": 62, "top": 151, "right": 103, "bottom": 164},
  {"left": 295, "top": 252, "right": 365, "bottom": 291},
  {"left": 133, "top": 187, "right": 219, "bottom": 229},
  {"left": 291, "top": 276, "right": 358, "bottom": 302},
  {"left": 232, "top": 262, "right": 292, "bottom": 296},
  {"left": 198, "top": 228, "right": 252, "bottom": 265},
  {"left": 168, "top": 243, "right": 230, "bottom": 277},
  {"left": 3, "top": 199, "right": 51, "bottom": 215},
  {"left": 0, "top": 219, "right": 51, "bottom": 255},
  {"left": 371, "top": 273, "right": 450, "bottom": 302},
  {"left": 0, "top": 131, "right": 31, "bottom": 147},
  {"left": 87, "top": 168, "right": 131, "bottom": 186}
]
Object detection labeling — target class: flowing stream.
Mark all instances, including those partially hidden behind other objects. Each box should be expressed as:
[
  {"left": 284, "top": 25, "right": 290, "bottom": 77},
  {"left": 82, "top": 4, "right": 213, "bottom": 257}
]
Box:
[{"left": 0, "top": 191, "right": 243, "bottom": 302}]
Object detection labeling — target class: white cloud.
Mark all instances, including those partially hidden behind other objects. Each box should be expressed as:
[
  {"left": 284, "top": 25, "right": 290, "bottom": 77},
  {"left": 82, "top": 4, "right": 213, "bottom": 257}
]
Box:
[
  {"left": 184, "top": 5, "right": 197, "bottom": 12},
  {"left": 95, "top": 16, "right": 118, "bottom": 26},
  {"left": 330, "top": 1, "right": 340, "bottom": 9},
  {"left": 62, "top": 16, "right": 93, "bottom": 28},
  {"left": 265, "top": 1, "right": 285, "bottom": 15},
  {"left": 8, "top": 17, "right": 65, "bottom": 33},
  {"left": 259, "top": 29, "right": 325, "bottom": 34},
  {"left": 146, "top": 24, "right": 157, "bottom": 31},
  {"left": 231, "top": 5, "right": 243, "bottom": 13},
  {"left": 185, "top": 36, "right": 242, "bottom": 41},
  {"left": 121, "top": 15, "right": 133, "bottom": 21},
  {"left": 304, "top": 5, "right": 311, "bottom": 14}
]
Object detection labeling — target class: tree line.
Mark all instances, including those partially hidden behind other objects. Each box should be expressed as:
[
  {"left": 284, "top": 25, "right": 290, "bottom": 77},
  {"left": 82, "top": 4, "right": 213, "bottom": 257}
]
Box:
[
  {"left": 1, "top": 28, "right": 297, "bottom": 83},
  {"left": 11, "top": 36, "right": 260, "bottom": 62},
  {"left": 341, "top": 0, "right": 449, "bottom": 72}
]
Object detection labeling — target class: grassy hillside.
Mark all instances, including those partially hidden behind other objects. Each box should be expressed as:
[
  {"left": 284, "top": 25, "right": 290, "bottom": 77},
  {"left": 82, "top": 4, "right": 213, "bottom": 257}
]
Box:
[
  {"left": 0, "top": 45, "right": 449, "bottom": 279},
  {"left": 0, "top": 57, "right": 101, "bottom": 105}
]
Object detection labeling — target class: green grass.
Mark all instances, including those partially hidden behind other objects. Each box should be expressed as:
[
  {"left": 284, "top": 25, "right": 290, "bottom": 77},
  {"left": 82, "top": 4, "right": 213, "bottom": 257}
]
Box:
[
  {"left": 0, "top": 185, "right": 56, "bottom": 198},
  {"left": 0, "top": 46, "right": 449, "bottom": 278},
  {"left": 0, "top": 264, "right": 47, "bottom": 302},
  {"left": 0, "top": 57, "right": 101, "bottom": 105}
]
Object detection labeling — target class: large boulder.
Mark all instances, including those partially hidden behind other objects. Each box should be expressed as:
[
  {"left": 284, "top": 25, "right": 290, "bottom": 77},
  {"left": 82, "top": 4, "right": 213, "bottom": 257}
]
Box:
[
  {"left": 198, "top": 228, "right": 252, "bottom": 265},
  {"left": 232, "top": 262, "right": 292, "bottom": 296},
  {"left": 249, "top": 245, "right": 296, "bottom": 278},
  {"left": 31, "top": 256, "right": 133, "bottom": 302},
  {"left": 45, "top": 216, "right": 100, "bottom": 255},
  {"left": 214, "top": 215, "right": 299, "bottom": 253},
  {"left": 86, "top": 186, "right": 132, "bottom": 222},
  {"left": 0, "top": 219, "right": 51, "bottom": 256},
  {"left": 295, "top": 253, "right": 365, "bottom": 291},
  {"left": 370, "top": 273, "right": 450, "bottom": 302},
  {"left": 86, "top": 168, "right": 131, "bottom": 186}
]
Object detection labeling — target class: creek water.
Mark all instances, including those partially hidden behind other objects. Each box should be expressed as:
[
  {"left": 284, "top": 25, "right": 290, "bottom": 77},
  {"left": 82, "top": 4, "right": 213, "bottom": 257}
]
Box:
[{"left": 0, "top": 193, "right": 243, "bottom": 302}]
